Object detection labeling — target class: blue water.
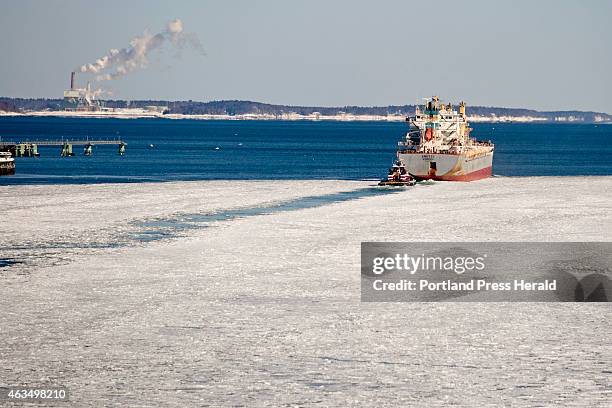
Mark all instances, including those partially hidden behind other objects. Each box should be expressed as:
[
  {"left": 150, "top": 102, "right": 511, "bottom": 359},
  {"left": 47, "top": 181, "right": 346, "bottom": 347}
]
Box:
[{"left": 0, "top": 117, "right": 611, "bottom": 185}]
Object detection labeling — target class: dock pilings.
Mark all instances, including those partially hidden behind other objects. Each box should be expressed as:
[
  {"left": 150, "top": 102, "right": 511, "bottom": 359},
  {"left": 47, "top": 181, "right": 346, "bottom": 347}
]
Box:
[
  {"left": 0, "top": 139, "right": 127, "bottom": 157},
  {"left": 60, "top": 143, "right": 74, "bottom": 157},
  {"left": 12, "top": 143, "right": 39, "bottom": 157}
]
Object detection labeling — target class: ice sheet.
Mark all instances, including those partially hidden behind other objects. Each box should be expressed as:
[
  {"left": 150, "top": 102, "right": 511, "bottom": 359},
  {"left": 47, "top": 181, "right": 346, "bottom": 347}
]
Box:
[{"left": 1, "top": 177, "right": 611, "bottom": 406}]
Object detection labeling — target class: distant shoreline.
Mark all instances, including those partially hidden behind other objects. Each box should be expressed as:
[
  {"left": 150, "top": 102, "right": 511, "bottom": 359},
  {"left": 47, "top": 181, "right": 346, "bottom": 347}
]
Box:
[
  {"left": 2, "top": 98, "right": 611, "bottom": 123},
  {"left": 1, "top": 109, "right": 610, "bottom": 124}
]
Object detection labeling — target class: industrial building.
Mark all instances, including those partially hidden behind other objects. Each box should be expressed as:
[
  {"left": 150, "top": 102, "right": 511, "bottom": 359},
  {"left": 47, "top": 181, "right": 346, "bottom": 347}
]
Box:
[{"left": 63, "top": 71, "right": 104, "bottom": 111}]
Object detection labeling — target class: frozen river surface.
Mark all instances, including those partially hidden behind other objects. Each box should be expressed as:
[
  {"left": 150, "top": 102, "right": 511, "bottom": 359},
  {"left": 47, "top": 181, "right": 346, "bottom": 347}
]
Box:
[{"left": 1, "top": 177, "right": 611, "bottom": 406}]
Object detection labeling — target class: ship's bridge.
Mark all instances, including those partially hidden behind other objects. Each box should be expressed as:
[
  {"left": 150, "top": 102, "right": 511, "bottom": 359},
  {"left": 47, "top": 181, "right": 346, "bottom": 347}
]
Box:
[{"left": 400, "top": 96, "right": 476, "bottom": 153}]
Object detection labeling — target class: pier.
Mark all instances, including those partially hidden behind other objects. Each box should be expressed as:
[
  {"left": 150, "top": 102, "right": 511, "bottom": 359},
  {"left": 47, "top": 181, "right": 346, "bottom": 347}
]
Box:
[{"left": 0, "top": 139, "right": 127, "bottom": 157}]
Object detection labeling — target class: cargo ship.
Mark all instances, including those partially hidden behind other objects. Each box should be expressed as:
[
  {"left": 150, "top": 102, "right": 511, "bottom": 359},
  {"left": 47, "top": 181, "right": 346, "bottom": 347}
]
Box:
[
  {"left": 0, "top": 151, "right": 16, "bottom": 175},
  {"left": 397, "top": 96, "right": 494, "bottom": 181}
]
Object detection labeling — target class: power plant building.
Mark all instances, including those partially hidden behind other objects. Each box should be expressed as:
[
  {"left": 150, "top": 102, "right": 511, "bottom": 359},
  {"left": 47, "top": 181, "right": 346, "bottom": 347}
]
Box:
[{"left": 63, "top": 72, "right": 103, "bottom": 111}]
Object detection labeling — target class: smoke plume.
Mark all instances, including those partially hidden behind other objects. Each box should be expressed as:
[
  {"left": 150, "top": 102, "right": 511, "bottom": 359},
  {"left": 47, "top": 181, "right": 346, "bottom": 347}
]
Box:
[{"left": 78, "top": 19, "right": 204, "bottom": 81}]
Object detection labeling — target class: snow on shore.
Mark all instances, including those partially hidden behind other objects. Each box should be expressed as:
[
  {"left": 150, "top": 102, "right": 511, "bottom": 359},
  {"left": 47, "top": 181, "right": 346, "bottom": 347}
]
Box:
[
  {"left": 1, "top": 177, "right": 611, "bottom": 406},
  {"left": 1, "top": 108, "right": 565, "bottom": 122}
]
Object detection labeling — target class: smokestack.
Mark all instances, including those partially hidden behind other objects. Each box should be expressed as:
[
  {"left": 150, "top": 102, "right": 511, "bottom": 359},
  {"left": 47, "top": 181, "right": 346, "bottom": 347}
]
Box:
[{"left": 70, "top": 72, "right": 75, "bottom": 90}]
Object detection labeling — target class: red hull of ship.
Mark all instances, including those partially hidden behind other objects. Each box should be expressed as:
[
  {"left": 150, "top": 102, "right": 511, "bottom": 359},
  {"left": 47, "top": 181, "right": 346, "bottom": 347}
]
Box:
[{"left": 413, "top": 166, "right": 492, "bottom": 182}]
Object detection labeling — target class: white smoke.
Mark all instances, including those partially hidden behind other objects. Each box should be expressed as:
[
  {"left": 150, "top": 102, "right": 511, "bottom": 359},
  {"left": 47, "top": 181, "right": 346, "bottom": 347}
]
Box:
[
  {"left": 92, "top": 88, "right": 112, "bottom": 98},
  {"left": 78, "top": 19, "right": 203, "bottom": 81}
]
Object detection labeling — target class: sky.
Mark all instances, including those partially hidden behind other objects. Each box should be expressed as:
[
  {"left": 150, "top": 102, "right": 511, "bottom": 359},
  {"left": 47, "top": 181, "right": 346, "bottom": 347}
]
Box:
[{"left": 1, "top": 0, "right": 611, "bottom": 113}]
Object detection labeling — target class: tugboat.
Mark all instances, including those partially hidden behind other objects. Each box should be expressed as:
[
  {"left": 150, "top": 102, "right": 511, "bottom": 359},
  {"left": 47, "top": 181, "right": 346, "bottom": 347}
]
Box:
[
  {"left": 378, "top": 159, "right": 416, "bottom": 186},
  {"left": 0, "top": 151, "right": 15, "bottom": 175}
]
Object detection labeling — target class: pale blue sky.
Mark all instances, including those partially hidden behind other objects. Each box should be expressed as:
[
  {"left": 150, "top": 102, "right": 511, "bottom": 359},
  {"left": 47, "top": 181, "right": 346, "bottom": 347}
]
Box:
[{"left": 1, "top": 0, "right": 611, "bottom": 112}]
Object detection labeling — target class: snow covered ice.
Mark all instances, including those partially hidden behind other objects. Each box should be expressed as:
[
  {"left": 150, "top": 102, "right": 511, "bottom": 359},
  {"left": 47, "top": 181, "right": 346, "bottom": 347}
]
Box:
[{"left": 0, "top": 177, "right": 611, "bottom": 406}]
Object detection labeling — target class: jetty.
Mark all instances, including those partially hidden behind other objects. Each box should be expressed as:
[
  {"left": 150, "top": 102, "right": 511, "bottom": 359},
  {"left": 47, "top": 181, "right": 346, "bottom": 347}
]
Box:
[{"left": 0, "top": 139, "right": 127, "bottom": 157}]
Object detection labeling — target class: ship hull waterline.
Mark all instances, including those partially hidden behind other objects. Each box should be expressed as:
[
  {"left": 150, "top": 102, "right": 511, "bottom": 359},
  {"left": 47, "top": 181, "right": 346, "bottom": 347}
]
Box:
[{"left": 398, "top": 151, "right": 494, "bottom": 182}]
